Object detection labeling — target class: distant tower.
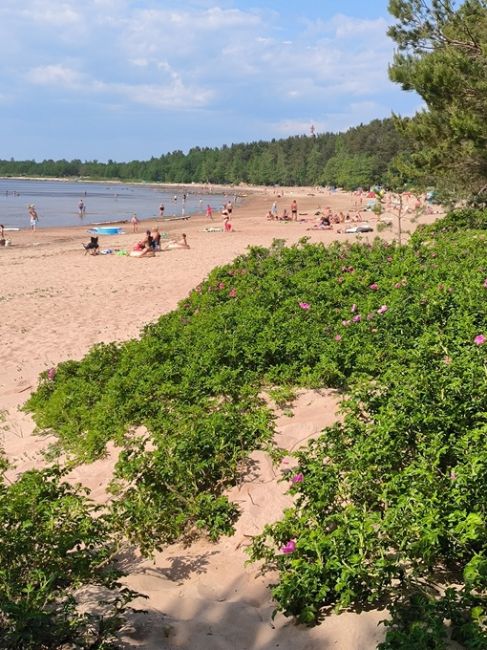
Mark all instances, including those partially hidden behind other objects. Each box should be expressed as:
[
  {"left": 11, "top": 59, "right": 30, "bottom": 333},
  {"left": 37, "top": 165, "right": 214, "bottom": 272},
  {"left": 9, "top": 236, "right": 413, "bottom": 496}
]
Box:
[{"left": 310, "top": 124, "right": 316, "bottom": 137}]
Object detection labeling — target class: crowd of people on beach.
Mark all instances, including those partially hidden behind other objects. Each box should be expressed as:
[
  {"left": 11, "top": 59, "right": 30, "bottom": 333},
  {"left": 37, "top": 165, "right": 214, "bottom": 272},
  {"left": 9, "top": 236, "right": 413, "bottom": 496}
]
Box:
[
  {"left": 4, "top": 189, "right": 442, "bottom": 259},
  {"left": 265, "top": 199, "right": 365, "bottom": 229}
]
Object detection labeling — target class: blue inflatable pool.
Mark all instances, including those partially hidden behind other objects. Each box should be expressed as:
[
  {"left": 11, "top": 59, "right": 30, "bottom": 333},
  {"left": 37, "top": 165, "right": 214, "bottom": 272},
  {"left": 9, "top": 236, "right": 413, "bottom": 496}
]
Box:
[{"left": 90, "top": 226, "right": 124, "bottom": 235}]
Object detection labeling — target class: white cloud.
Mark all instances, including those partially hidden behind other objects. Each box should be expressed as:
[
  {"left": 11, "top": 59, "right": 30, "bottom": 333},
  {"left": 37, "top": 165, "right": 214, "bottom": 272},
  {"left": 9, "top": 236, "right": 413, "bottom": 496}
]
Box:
[
  {"left": 20, "top": 1, "right": 82, "bottom": 27},
  {"left": 25, "top": 64, "right": 85, "bottom": 87},
  {"left": 117, "top": 81, "right": 213, "bottom": 109},
  {"left": 329, "top": 14, "right": 389, "bottom": 40},
  {"left": 130, "top": 58, "right": 149, "bottom": 68},
  {"left": 303, "top": 14, "right": 390, "bottom": 41},
  {"left": 25, "top": 61, "right": 212, "bottom": 110}
]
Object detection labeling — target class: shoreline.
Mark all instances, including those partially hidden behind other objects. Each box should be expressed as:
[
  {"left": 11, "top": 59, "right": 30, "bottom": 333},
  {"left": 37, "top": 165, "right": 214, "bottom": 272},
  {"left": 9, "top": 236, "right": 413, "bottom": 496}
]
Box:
[{"left": 0, "top": 174, "right": 334, "bottom": 196}]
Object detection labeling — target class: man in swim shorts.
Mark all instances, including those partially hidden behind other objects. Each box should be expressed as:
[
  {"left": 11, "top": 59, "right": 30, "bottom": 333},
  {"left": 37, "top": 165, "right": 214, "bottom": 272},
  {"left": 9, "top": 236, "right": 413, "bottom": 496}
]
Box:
[{"left": 291, "top": 199, "right": 298, "bottom": 221}]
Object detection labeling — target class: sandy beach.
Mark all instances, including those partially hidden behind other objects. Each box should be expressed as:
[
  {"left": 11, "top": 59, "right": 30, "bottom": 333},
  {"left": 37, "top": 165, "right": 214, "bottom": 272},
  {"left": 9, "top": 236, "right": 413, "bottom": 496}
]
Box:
[{"left": 1, "top": 188, "right": 443, "bottom": 649}]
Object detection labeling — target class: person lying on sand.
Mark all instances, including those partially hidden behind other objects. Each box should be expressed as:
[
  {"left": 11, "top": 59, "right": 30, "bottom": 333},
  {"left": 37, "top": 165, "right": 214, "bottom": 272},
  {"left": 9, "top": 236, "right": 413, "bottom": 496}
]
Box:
[
  {"left": 307, "top": 214, "right": 332, "bottom": 230},
  {"left": 160, "top": 233, "right": 190, "bottom": 250}
]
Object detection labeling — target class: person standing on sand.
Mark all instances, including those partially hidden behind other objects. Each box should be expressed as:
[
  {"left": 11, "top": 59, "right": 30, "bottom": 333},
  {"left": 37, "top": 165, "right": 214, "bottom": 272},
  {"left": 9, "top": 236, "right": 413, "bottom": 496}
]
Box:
[
  {"left": 28, "top": 205, "right": 38, "bottom": 230},
  {"left": 291, "top": 199, "right": 298, "bottom": 221},
  {"left": 206, "top": 204, "right": 213, "bottom": 220},
  {"left": 131, "top": 213, "right": 139, "bottom": 233},
  {"left": 271, "top": 201, "right": 278, "bottom": 218}
]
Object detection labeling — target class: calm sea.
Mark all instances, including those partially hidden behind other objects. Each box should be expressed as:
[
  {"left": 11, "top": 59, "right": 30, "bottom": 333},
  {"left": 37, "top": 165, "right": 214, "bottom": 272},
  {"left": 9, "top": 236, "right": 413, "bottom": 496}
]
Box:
[{"left": 0, "top": 179, "right": 229, "bottom": 229}]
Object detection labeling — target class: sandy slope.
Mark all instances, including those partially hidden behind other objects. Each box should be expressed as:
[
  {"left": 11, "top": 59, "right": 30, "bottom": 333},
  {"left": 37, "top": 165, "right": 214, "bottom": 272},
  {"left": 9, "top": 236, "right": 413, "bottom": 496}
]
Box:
[{"left": 0, "top": 188, "right": 441, "bottom": 649}]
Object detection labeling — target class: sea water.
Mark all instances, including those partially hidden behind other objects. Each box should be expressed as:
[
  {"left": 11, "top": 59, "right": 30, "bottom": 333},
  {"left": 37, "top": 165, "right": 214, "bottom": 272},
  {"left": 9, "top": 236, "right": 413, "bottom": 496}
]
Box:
[{"left": 0, "top": 179, "right": 229, "bottom": 229}]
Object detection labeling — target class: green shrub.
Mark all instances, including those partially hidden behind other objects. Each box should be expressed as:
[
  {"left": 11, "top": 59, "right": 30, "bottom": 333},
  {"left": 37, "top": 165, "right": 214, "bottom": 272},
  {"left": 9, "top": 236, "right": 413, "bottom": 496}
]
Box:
[{"left": 0, "top": 467, "right": 138, "bottom": 649}]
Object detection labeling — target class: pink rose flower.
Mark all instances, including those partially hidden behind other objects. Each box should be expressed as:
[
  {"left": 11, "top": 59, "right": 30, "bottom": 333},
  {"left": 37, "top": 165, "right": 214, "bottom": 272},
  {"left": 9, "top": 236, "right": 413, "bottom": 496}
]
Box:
[
  {"left": 351, "top": 304, "right": 357, "bottom": 313},
  {"left": 483, "top": 278, "right": 487, "bottom": 288},
  {"left": 218, "top": 282, "right": 225, "bottom": 290},
  {"left": 291, "top": 473, "right": 304, "bottom": 484},
  {"left": 229, "top": 288, "right": 237, "bottom": 298},
  {"left": 474, "top": 334, "right": 486, "bottom": 346},
  {"left": 352, "top": 314, "right": 362, "bottom": 322},
  {"left": 377, "top": 305, "right": 388, "bottom": 315},
  {"left": 369, "top": 283, "right": 379, "bottom": 291},
  {"left": 299, "top": 302, "right": 310, "bottom": 310},
  {"left": 47, "top": 368, "right": 56, "bottom": 381},
  {"left": 394, "top": 282, "right": 402, "bottom": 289},
  {"left": 281, "top": 540, "right": 296, "bottom": 555},
  {"left": 335, "top": 334, "right": 342, "bottom": 341}
]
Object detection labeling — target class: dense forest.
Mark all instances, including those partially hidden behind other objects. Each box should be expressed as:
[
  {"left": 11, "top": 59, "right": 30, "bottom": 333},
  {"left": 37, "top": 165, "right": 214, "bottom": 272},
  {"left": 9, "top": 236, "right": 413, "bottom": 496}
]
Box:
[{"left": 0, "top": 118, "right": 406, "bottom": 189}]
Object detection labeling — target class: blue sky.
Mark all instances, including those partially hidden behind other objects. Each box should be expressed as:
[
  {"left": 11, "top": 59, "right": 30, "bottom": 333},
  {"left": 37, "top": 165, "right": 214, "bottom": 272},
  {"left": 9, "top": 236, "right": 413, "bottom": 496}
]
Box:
[{"left": 0, "top": 1, "right": 420, "bottom": 162}]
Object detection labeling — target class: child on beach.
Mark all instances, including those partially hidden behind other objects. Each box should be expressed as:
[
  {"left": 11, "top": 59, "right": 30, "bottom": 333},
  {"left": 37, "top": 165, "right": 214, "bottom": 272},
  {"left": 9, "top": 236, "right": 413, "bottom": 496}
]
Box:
[
  {"left": 28, "top": 205, "right": 38, "bottom": 230},
  {"left": 131, "top": 213, "right": 139, "bottom": 232}
]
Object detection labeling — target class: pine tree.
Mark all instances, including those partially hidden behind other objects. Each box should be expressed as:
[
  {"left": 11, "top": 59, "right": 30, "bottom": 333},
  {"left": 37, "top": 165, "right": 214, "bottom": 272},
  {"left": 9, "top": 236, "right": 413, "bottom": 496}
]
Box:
[{"left": 388, "top": 0, "right": 487, "bottom": 201}]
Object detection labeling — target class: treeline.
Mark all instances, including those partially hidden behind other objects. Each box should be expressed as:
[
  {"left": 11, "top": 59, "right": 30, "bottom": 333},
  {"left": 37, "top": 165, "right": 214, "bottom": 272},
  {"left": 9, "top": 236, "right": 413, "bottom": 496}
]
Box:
[{"left": 0, "top": 118, "right": 406, "bottom": 189}]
